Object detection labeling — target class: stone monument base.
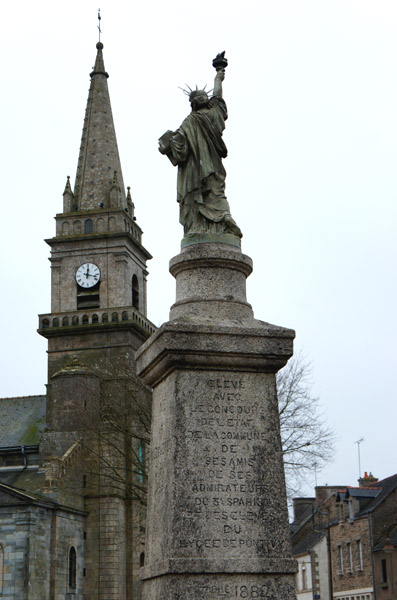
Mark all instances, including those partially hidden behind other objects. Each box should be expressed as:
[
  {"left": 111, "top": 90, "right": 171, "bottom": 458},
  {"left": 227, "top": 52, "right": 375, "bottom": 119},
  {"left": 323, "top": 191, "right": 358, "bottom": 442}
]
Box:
[
  {"left": 136, "top": 243, "right": 297, "bottom": 600},
  {"left": 143, "top": 573, "right": 296, "bottom": 599}
]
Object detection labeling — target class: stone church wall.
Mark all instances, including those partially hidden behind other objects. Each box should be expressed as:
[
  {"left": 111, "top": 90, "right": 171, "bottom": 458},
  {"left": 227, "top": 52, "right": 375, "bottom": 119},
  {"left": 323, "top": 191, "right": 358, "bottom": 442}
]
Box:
[
  {"left": 0, "top": 503, "right": 85, "bottom": 600},
  {"left": 0, "top": 505, "right": 52, "bottom": 599},
  {"left": 50, "top": 509, "right": 85, "bottom": 600}
]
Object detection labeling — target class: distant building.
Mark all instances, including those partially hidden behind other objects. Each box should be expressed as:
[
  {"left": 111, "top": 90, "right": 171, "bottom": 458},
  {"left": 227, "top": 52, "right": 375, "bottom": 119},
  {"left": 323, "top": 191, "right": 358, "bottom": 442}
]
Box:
[
  {"left": 291, "top": 494, "right": 337, "bottom": 600},
  {"left": 372, "top": 525, "right": 397, "bottom": 600},
  {"left": 291, "top": 474, "right": 397, "bottom": 600}
]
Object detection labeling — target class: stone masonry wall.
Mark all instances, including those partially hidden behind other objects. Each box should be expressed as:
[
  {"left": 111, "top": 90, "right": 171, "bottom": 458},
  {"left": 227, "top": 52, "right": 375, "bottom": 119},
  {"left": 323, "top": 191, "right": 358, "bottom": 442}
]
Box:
[
  {"left": 329, "top": 516, "right": 373, "bottom": 594},
  {"left": 26, "top": 506, "right": 52, "bottom": 600},
  {"left": 51, "top": 509, "right": 85, "bottom": 600},
  {"left": 0, "top": 505, "right": 33, "bottom": 600},
  {"left": 49, "top": 235, "right": 147, "bottom": 315},
  {"left": 371, "top": 488, "right": 397, "bottom": 543},
  {"left": 0, "top": 503, "right": 85, "bottom": 600},
  {"left": 99, "top": 497, "right": 127, "bottom": 600}
]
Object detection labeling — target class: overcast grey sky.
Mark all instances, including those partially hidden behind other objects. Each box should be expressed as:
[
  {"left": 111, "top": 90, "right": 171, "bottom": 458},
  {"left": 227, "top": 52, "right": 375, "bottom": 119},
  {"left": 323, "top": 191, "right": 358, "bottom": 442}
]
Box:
[{"left": 1, "top": 0, "right": 396, "bottom": 496}]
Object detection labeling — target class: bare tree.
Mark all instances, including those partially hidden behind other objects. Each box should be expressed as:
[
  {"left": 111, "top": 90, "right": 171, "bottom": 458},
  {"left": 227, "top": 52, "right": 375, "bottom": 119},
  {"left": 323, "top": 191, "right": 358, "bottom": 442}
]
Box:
[
  {"left": 277, "top": 352, "right": 336, "bottom": 500},
  {"left": 81, "top": 377, "right": 151, "bottom": 507},
  {"left": 45, "top": 375, "right": 151, "bottom": 512},
  {"left": 54, "top": 354, "right": 333, "bottom": 509}
]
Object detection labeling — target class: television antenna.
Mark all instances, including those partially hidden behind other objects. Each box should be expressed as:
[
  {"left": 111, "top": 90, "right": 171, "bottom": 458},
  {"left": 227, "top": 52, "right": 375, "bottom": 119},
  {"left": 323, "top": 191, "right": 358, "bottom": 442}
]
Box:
[{"left": 355, "top": 438, "right": 365, "bottom": 480}]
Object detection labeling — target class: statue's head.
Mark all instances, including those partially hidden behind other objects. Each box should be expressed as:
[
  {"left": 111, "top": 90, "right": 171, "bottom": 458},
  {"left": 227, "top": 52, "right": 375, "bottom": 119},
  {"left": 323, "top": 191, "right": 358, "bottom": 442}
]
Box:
[{"left": 189, "top": 89, "right": 209, "bottom": 111}]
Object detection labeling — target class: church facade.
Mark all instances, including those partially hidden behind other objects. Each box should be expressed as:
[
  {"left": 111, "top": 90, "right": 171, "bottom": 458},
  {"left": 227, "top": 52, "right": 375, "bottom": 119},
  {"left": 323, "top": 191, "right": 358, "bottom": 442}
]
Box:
[{"left": 0, "top": 42, "right": 155, "bottom": 599}]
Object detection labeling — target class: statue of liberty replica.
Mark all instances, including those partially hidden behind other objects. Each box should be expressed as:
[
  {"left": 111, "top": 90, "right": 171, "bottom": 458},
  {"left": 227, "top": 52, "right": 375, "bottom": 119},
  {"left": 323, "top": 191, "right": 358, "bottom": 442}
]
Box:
[
  {"left": 159, "top": 52, "right": 242, "bottom": 247},
  {"left": 140, "top": 52, "right": 297, "bottom": 600}
]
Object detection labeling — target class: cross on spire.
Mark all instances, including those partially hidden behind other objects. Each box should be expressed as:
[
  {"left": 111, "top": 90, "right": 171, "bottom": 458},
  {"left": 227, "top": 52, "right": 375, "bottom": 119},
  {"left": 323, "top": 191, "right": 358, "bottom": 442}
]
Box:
[{"left": 97, "top": 8, "right": 102, "bottom": 42}]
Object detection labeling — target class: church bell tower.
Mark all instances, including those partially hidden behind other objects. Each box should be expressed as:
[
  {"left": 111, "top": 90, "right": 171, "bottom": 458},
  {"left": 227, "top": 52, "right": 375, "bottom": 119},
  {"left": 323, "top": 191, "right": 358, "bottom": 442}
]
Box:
[
  {"left": 38, "top": 42, "right": 155, "bottom": 599},
  {"left": 39, "top": 42, "right": 153, "bottom": 347}
]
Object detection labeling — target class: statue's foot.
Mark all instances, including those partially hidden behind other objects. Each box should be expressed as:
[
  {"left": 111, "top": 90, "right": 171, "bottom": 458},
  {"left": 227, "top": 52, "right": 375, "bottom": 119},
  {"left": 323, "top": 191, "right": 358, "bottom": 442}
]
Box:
[{"left": 224, "top": 215, "right": 242, "bottom": 238}]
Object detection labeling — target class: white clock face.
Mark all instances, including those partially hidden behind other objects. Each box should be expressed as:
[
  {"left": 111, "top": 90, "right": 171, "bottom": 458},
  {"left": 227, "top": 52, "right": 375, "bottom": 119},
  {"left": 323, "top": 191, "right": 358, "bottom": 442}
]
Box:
[{"left": 76, "top": 263, "right": 101, "bottom": 288}]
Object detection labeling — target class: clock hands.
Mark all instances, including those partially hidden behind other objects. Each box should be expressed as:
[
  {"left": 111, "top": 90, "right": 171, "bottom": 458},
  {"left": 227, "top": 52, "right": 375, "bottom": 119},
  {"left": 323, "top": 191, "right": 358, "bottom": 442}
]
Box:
[
  {"left": 76, "top": 263, "right": 100, "bottom": 288},
  {"left": 83, "top": 267, "right": 98, "bottom": 279}
]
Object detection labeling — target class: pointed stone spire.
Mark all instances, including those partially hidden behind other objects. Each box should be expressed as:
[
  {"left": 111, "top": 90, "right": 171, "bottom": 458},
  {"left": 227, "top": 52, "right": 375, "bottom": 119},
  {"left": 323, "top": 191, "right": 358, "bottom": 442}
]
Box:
[
  {"left": 73, "top": 42, "right": 125, "bottom": 210},
  {"left": 63, "top": 175, "right": 75, "bottom": 212}
]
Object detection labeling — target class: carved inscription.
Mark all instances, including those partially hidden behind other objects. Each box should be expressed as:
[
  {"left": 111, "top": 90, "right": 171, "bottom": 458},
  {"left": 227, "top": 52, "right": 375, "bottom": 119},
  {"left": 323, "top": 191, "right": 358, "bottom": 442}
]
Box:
[
  {"left": 191, "top": 583, "right": 274, "bottom": 598},
  {"left": 174, "top": 374, "right": 284, "bottom": 556},
  {"left": 168, "top": 576, "right": 296, "bottom": 599}
]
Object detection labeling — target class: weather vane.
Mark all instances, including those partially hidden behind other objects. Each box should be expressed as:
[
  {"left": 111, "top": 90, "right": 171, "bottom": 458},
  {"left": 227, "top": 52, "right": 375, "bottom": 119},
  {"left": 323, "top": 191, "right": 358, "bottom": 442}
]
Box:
[{"left": 97, "top": 8, "right": 102, "bottom": 42}]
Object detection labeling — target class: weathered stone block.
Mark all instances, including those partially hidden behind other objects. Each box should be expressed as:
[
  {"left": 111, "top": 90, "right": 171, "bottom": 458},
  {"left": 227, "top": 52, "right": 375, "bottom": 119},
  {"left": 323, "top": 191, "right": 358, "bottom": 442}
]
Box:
[{"left": 136, "top": 243, "right": 297, "bottom": 599}]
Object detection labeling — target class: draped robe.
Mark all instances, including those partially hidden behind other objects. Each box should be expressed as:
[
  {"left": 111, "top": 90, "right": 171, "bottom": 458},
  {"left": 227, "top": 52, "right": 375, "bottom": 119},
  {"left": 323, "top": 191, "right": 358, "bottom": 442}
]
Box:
[{"left": 169, "top": 97, "right": 232, "bottom": 234}]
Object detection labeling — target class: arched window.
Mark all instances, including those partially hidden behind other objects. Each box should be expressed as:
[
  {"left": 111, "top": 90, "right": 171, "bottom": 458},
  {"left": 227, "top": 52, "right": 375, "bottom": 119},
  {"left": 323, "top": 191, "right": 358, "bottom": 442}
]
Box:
[
  {"left": 72, "top": 316, "right": 79, "bottom": 325},
  {"left": 84, "top": 219, "right": 93, "bottom": 234},
  {"left": 102, "top": 313, "right": 108, "bottom": 323},
  {"left": 62, "top": 316, "right": 69, "bottom": 327},
  {"left": 42, "top": 318, "right": 50, "bottom": 329},
  {"left": 82, "top": 315, "right": 89, "bottom": 324},
  {"left": 68, "top": 546, "right": 76, "bottom": 589},
  {"left": 111, "top": 312, "right": 119, "bottom": 322},
  {"left": 132, "top": 275, "right": 139, "bottom": 310},
  {"left": 122, "top": 311, "right": 128, "bottom": 321},
  {"left": 92, "top": 314, "right": 98, "bottom": 324},
  {"left": 52, "top": 318, "right": 59, "bottom": 327}
]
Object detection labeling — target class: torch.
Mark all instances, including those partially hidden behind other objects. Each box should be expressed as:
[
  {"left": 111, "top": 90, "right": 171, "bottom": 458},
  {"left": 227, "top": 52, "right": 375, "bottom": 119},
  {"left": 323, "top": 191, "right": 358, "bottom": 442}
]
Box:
[{"left": 212, "top": 51, "right": 228, "bottom": 72}]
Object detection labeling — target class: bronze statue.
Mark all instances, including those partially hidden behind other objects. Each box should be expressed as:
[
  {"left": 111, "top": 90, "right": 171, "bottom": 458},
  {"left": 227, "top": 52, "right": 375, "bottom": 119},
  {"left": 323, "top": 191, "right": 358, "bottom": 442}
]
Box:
[{"left": 159, "top": 53, "right": 242, "bottom": 243}]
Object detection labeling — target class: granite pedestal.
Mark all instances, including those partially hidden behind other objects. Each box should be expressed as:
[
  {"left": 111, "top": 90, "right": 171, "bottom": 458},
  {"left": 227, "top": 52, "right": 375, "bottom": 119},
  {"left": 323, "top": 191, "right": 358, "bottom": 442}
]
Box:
[{"left": 136, "top": 243, "right": 297, "bottom": 599}]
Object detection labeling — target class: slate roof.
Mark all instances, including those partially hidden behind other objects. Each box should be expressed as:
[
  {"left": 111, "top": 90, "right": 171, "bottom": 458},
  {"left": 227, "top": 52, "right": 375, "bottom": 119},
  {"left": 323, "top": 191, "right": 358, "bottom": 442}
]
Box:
[
  {"left": 373, "top": 524, "right": 397, "bottom": 551},
  {"left": 0, "top": 395, "right": 46, "bottom": 447},
  {"left": 2, "top": 468, "right": 47, "bottom": 498},
  {"left": 335, "top": 475, "right": 397, "bottom": 520},
  {"left": 0, "top": 479, "right": 55, "bottom": 506},
  {"left": 293, "top": 530, "right": 326, "bottom": 556},
  {"left": 290, "top": 501, "right": 315, "bottom": 533},
  {"left": 337, "top": 487, "right": 381, "bottom": 500},
  {"left": 357, "top": 473, "right": 397, "bottom": 516}
]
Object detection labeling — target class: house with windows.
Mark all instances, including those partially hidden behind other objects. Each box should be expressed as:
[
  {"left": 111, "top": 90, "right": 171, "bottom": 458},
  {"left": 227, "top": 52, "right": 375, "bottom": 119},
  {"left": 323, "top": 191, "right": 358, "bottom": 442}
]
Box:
[
  {"left": 291, "top": 493, "right": 338, "bottom": 600},
  {"left": 328, "top": 474, "right": 397, "bottom": 600},
  {"left": 372, "top": 525, "right": 397, "bottom": 600},
  {"left": 293, "top": 528, "right": 330, "bottom": 600},
  {"left": 291, "top": 474, "right": 397, "bottom": 600}
]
